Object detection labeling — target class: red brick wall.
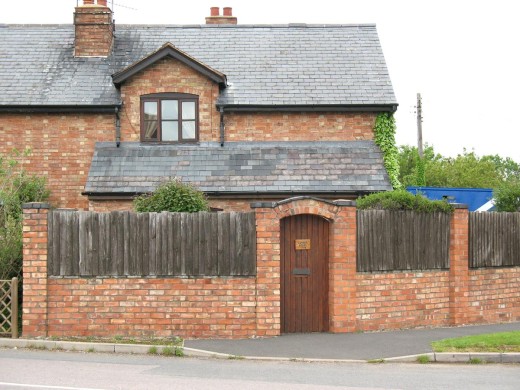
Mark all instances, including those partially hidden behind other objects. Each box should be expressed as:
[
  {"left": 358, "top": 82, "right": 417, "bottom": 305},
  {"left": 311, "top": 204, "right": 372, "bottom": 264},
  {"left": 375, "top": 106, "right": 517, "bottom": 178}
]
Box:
[
  {"left": 89, "top": 200, "right": 133, "bottom": 212},
  {"left": 225, "top": 112, "right": 376, "bottom": 142},
  {"left": 47, "top": 278, "right": 257, "bottom": 339},
  {"left": 356, "top": 272, "right": 451, "bottom": 331},
  {"left": 0, "top": 113, "right": 114, "bottom": 209},
  {"left": 468, "top": 268, "right": 520, "bottom": 324}
]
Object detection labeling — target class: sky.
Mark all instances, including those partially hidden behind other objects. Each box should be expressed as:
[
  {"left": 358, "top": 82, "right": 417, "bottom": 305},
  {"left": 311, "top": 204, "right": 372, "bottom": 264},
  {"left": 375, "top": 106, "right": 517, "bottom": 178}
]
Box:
[{"left": 2, "top": 0, "right": 519, "bottom": 160}]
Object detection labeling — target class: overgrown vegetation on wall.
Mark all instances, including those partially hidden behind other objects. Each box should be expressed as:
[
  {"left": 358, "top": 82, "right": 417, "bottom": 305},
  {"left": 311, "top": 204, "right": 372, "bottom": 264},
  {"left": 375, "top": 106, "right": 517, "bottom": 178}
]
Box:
[
  {"left": 133, "top": 180, "right": 209, "bottom": 213},
  {"left": 373, "top": 113, "right": 402, "bottom": 190},
  {"left": 357, "top": 190, "right": 454, "bottom": 213},
  {"left": 0, "top": 149, "right": 49, "bottom": 280}
]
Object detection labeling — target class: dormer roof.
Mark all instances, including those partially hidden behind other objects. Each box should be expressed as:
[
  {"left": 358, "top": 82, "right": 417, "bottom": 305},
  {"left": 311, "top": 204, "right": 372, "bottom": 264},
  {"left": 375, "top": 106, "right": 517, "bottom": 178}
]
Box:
[{"left": 112, "top": 42, "right": 227, "bottom": 87}]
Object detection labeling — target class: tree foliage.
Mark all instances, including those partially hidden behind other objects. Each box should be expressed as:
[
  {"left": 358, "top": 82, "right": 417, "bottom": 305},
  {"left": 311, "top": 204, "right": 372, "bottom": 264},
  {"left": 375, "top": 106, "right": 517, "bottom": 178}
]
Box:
[
  {"left": 133, "top": 180, "right": 209, "bottom": 213},
  {"left": 0, "top": 149, "right": 50, "bottom": 280},
  {"left": 398, "top": 145, "right": 520, "bottom": 189},
  {"left": 494, "top": 181, "right": 520, "bottom": 212},
  {"left": 357, "top": 190, "right": 454, "bottom": 213}
]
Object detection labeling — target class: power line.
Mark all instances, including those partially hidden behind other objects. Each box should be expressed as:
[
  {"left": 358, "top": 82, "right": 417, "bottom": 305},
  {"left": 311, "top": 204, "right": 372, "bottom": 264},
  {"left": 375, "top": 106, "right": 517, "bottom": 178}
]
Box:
[{"left": 417, "top": 93, "right": 423, "bottom": 158}]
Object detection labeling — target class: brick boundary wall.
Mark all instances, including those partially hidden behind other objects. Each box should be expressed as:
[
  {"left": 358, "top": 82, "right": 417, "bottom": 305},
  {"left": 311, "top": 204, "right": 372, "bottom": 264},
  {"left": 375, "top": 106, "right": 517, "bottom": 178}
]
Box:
[
  {"left": 22, "top": 203, "right": 50, "bottom": 337},
  {"left": 23, "top": 201, "right": 520, "bottom": 339}
]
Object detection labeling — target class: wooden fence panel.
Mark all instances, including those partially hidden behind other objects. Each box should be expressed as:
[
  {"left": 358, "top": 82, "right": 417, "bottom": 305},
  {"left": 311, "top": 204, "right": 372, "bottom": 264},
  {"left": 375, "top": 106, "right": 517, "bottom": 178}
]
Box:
[
  {"left": 357, "top": 210, "right": 450, "bottom": 272},
  {"left": 470, "top": 212, "right": 520, "bottom": 268},
  {"left": 0, "top": 278, "right": 18, "bottom": 338},
  {"left": 48, "top": 210, "right": 256, "bottom": 277}
]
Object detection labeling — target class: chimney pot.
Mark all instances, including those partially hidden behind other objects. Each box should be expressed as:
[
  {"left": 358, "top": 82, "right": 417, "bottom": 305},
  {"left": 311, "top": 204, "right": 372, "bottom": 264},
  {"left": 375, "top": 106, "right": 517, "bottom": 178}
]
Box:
[
  {"left": 206, "top": 6, "right": 237, "bottom": 25},
  {"left": 82, "top": 0, "right": 108, "bottom": 5}
]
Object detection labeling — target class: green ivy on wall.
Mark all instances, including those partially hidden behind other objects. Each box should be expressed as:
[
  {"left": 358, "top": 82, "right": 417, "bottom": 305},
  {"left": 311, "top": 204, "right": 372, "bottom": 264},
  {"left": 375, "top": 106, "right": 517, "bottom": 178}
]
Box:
[{"left": 373, "top": 113, "right": 402, "bottom": 190}]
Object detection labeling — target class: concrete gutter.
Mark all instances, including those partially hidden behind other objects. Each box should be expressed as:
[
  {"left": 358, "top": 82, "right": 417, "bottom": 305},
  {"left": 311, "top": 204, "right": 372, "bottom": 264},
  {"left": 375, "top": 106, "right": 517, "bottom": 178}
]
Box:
[
  {"left": 1, "top": 338, "right": 519, "bottom": 364},
  {"left": 386, "top": 352, "right": 520, "bottom": 364},
  {"left": 0, "top": 338, "right": 178, "bottom": 355}
]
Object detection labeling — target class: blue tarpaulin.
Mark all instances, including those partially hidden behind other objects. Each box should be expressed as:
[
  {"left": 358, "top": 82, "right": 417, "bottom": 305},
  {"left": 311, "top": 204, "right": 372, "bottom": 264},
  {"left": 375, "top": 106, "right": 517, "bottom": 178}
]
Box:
[{"left": 407, "top": 187, "right": 494, "bottom": 212}]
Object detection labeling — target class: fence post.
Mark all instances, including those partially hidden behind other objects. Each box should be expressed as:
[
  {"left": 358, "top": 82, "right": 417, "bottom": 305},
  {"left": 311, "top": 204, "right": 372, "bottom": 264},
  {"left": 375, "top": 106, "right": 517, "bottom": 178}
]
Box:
[
  {"left": 22, "top": 202, "right": 50, "bottom": 337},
  {"left": 449, "top": 204, "right": 470, "bottom": 325},
  {"left": 11, "top": 277, "right": 18, "bottom": 339}
]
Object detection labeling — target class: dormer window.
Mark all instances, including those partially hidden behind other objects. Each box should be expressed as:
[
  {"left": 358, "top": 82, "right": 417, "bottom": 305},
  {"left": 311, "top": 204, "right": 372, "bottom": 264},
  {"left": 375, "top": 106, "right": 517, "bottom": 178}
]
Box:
[{"left": 140, "top": 93, "right": 198, "bottom": 142}]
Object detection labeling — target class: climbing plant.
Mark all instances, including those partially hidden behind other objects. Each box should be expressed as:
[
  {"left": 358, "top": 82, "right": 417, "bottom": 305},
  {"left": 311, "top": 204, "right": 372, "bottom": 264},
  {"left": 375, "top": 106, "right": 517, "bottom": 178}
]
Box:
[{"left": 373, "top": 113, "right": 402, "bottom": 190}]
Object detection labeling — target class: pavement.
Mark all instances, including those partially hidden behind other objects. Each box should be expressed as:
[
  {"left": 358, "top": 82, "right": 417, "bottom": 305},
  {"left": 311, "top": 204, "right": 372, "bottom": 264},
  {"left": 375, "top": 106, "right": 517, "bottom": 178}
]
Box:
[
  {"left": 184, "top": 322, "right": 520, "bottom": 363},
  {"left": 1, "top": 322, "right": 519, "bottom": 363}
]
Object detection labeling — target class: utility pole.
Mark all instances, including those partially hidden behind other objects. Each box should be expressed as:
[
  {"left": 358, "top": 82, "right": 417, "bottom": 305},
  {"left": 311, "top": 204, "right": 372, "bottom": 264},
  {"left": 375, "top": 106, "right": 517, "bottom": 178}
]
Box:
[{"left": 417, "top": 93, "right": 423, "bottom": 157}]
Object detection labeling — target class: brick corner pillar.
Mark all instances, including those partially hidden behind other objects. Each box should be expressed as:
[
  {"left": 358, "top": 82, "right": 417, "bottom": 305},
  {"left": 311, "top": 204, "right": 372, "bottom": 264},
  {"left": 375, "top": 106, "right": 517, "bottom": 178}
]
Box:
[
  {"left": 449, "top": 204, "right": 470, "bottom": 326},
  {"left": 329, "top": 200, "right": 358, "bottom": 333},
  {"left": 251, "top": 201, "right": 281, "bottom": 337},
  {"left": 22, "top": 202, "right": 51, "bottom": 337}
]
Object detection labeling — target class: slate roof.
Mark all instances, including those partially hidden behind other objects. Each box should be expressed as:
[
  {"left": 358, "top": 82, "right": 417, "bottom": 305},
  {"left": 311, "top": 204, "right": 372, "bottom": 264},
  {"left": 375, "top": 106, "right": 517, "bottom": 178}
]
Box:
[
  {"left": 0, "top": 23, "right": 396, "bottom": 108},
  {"left": 84, "top": 141, "right": 392, "bottom": 195}
]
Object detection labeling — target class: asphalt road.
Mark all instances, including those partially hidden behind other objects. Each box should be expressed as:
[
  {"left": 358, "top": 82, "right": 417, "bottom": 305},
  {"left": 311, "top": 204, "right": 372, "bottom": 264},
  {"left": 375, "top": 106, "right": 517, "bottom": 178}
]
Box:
[{"left": 0, "top": 349, "right": 519, "bottom": 390}]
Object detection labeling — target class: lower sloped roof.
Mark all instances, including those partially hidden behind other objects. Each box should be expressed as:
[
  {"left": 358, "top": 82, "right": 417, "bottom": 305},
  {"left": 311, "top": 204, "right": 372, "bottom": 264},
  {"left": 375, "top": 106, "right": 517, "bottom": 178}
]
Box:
[{"left": 84, "top": 141, "right": 391, "bottom": 196}]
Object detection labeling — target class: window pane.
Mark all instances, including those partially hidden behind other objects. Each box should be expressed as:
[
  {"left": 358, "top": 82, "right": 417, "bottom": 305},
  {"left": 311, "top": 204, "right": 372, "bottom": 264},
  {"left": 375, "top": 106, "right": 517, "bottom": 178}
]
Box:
[
  {"left": 162, "top": 121, "right": 178, "bottom": 141},
  {"left": 144, "top": 120, "right": 158, "bottom": 140},
  {"left": 144, "top": 101, "right": 158, "bottom": 121},
  {"left": 162, "top": 100, "right": 178, "bottom": 120},
  {"left": 182, "top": 101, "right": 196, "bottom": 120},
  {"left": 182, "top": 121, "right": 196, "bottom": 139}
]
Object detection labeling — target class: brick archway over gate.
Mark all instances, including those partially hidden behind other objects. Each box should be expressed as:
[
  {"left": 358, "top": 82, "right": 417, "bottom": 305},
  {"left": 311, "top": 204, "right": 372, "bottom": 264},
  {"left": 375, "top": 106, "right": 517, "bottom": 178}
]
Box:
[{"left": 251, "top": 196, "right": 358, "bottom": 335}]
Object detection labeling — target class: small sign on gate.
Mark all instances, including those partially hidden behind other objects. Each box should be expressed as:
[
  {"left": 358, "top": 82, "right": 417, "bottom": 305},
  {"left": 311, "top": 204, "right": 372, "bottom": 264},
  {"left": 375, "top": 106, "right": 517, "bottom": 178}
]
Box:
[{"left": 295, "top": 239, "right": 311, "bottom": 250}]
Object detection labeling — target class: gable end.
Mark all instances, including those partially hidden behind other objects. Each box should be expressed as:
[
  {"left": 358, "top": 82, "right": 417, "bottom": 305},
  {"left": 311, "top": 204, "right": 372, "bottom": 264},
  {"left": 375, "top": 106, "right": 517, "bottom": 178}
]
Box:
[{"left": 112, "top": 43, "right": 227, "bottom": 87}]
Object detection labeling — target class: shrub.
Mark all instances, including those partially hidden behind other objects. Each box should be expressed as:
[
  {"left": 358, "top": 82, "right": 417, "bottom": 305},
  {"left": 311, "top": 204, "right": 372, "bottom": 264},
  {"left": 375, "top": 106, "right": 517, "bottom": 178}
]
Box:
[
  {"left": 357, "top": 190, "right": 454, "bottom": 213},
  {"left": 133, "top": 180, "right": 209, "bottom": 213},
  {"left": 0, "top": 149, "right": 50, "bottom": 280},
  {"left": 494, "top": 181, "right": 520, "bottom": 212}
]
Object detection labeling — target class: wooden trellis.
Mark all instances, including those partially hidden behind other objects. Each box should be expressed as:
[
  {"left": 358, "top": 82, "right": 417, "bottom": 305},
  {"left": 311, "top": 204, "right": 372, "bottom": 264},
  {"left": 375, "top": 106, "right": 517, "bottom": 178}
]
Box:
[{"left": 0, "top": 277, "right": 18, "bottom": 339}]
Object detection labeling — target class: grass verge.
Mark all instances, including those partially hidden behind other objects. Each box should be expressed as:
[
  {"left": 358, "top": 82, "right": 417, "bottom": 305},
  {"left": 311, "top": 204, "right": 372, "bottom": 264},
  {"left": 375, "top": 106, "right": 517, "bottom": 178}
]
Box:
[{"left": 432, "top": 331, "right": 520, "bottom": 353}]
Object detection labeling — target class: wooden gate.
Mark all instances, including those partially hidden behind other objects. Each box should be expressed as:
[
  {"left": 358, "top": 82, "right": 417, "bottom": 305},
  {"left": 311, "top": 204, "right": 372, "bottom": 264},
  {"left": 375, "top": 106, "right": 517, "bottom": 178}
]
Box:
[{"left": 281, "top": 214, "right": 329, "bottom": 333}]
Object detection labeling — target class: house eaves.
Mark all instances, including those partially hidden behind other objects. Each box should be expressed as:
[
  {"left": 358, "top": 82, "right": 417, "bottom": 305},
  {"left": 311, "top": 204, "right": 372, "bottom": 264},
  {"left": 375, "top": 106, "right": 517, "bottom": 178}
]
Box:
[
  {"left": 0, "top": 104, "right": 120, "bottom": 114},
  {"left": 218, "top": 104, "right": 398, "bottom": 113}
]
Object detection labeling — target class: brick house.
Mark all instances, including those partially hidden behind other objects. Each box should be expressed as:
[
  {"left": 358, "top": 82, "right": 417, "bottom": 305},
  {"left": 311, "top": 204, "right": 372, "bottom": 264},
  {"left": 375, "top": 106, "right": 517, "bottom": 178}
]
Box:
[{"left": 0, "top": 0, "right": 397, "bottom": 212}]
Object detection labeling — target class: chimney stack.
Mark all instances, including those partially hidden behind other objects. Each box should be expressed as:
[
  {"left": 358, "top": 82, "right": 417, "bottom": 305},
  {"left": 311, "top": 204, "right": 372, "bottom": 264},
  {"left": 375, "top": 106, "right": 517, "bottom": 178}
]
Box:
[
  {"left": 74, "top": 0, "right": 114, "bottom": 57},
  {"left": 205, "top": 7, "right": 238, "bottom": 25}
]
